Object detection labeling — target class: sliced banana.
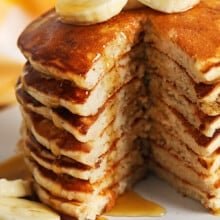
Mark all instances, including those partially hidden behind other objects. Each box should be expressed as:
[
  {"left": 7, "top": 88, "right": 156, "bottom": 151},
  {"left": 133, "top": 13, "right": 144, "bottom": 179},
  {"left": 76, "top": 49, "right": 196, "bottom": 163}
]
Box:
[
  {"left": 138, "top": 0, "right": 200, "bottom": 13},
  {"left": 0, "top": 197, "right": 60, "bottom": 220},
  {"left": 0, "top": 179, "right": 32, "bottom": 198},
  {"left": 124, "top": 0, "right": 144, "bottom": 10},
  {"left": 56, "top": 0, "right": 128, "bottom": 25}
]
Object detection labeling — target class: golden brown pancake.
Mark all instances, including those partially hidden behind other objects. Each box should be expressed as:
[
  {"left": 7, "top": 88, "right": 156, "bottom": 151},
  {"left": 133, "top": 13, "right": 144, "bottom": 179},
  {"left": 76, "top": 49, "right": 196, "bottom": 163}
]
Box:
[
  {"left": 21, "top": 51, "right": 145, "bottom": 116},
  {"left": 18, "top": 9, "right": 147, "bottom": 89},
  {"left": 22, "top": 128, "right": 144, "bottom": 182},
  {"left": 149, "top": 100, "right": 220, "bottom": 156},
  {"left": 16, "top": 77, "right": 147, "bottom": 142},
  {"left": 147, "top": 46, "right": 220, "bottom": 117},
  {"left": 18, "top": 1, "right": 220, "bottom": 88},
  {"left": 146, "top": 0, "right": 220, "bottom": 83},
  {"left": 22, "top": 108, "right": 148, "bottom": 165}
]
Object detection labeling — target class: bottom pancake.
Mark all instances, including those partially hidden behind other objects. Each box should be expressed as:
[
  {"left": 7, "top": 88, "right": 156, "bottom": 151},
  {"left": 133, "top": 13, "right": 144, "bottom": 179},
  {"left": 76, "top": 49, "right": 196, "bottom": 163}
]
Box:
[
  {"left": 25, "top": 148, "right": 146, "bottom": 203},
  {"left": 35, "top": 165, "right": 147, "bottom": 220},
  {"left": 151, "top": 161, "right": 220, "bottom": 212}
]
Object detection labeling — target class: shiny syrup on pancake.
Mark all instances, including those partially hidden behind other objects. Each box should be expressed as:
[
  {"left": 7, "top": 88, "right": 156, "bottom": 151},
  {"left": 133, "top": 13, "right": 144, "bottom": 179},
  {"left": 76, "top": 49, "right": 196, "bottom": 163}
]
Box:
[
  {"left": 106, "top": 191, "right": 166, "bottom": 217},
  {"left": 0, "top": 155, "right": 166, "bottom": 219}
]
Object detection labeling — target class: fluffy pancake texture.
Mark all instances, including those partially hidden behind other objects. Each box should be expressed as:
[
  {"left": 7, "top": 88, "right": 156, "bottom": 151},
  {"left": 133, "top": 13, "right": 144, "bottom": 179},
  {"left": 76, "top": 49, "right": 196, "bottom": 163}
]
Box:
[
  {"left": 16, "top": 0, "right": 220, "bottom": 219},
  {"left": 145, "top": 1, "right": 220, "bottom": 210}
]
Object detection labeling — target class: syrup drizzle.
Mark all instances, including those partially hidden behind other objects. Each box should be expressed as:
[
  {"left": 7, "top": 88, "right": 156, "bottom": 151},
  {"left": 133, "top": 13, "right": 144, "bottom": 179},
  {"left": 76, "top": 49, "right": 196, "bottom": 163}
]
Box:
[{"left": 105, "top": 191, "right": 166, "bottom": 217}]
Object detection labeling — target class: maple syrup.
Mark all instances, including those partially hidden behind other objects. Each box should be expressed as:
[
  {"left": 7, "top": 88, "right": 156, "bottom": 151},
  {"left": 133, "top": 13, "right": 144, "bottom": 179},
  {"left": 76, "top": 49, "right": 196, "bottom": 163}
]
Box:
[
  {"left": 213, "top": 210, "right": 220, "bottom": 216},
  {"left": 0, "top": 154, "right": 30, "bottom": 180},
  {"left": 105, "top": 191, "right": 166, "bottom": 217}
]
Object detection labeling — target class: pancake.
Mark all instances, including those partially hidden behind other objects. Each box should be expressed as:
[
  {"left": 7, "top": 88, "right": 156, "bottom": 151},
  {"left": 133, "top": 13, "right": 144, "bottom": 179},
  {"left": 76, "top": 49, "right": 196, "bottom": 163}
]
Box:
[
  {"left": 150, "top": 123, "right": 220, "bottom": 175},
  {"left": 22, "top": 109, "right": 148, "bottom": 165},
  {"left": 147, "top": 47, "right": 220, "bottom": 117},
  {"left": 149, "top": 74, "right": 220, "bottom": 137},
  {"left": 18, "top": 9, "right": 147, "bottom": 89},
  {"left": 25, "top": 149, "right": 145, "bottom": 202},
  {"left": 150, "top": 101, "right": 220, "bottom": 156},
  {"left": 35, "top": 183, "right": 110, "bottom": 220},
  {"left": 151, "top": 161, "right": 220, "bottom": 212},
  {"left": 21, "top": 51, "right": 145, "bottom": 116},
  {"left": 35, "top": 165, "right": 146, "bottom": 219},
  {"left": 16, "top": 77, "right": 148, "bottom": 142},
  {"left": 18, "top": 2, "right": 220, "bottom": 88},
  {"left": 22, "top": 129, "right": 144, "bottom": 182},
  {"left": 151, "top": 144, "right": 220, "bottom": 196},
  {"left": 145, "top": 0, "right": 220, "bottom": 84}
]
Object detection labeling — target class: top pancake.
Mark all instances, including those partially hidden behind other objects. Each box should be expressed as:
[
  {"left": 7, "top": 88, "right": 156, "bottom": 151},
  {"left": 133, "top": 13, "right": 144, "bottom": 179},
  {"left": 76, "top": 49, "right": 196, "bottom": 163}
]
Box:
[
  {"left": 18, "top": 9, "right": 147, "bottom": 89},
  {"left": 146, "top": 0, "right": 220, "bottom": 84},
  {"left": 18, "top": 0, "right": 220, "bottom": 89}
]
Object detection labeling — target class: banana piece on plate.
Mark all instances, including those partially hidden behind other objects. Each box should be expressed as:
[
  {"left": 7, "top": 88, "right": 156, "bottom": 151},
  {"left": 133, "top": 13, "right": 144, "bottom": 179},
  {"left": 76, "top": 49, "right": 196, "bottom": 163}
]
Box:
[
  {"left": 138, "top": 0, "right": 200, "bottom": 13},
  {"left": 0, "top": 179, "right": 32, "bottom": 198},
  {"left": 124, "top": 0, "right": 144, "bottom": 10},
  {"left": 56, "top": 0, "right": 128, "bottom": 25},
  {"left": 0, "top": 198, "right": 60, "bottom": 220}
]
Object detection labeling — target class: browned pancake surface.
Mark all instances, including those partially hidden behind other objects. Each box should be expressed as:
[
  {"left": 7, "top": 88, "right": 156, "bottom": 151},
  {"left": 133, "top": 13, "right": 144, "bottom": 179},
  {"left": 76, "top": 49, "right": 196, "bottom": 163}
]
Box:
[
  {"left": 18, "top": 1, "right": 220, "bottom": 80},
  {"left": 18, "top": 9, "right": 147, "bottom": 77},
  {"left": 149, "top": 0, "right": 220, "bottom": 67},
  {"left": 22, "top": 63, "right": 90, "bottom": 104},
  {"left": 24, "top": 110, "right": 91, "bottom": 153}
]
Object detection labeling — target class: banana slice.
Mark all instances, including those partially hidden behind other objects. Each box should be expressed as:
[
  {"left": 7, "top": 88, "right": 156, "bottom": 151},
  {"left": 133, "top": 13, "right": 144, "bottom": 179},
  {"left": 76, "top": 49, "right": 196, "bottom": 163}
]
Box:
[
  {"left": 124, "top": 0, "right": 144, "bottom": 10},
  {"left": 0, "top": 179, "right": 32, "bottom": 198},
  {"left": 56, "top": 0, "right": 128, "bottom": 25},
  {"left": 0, "top": 198, "right": 60, "bottom": 220},
  {"left": 138, "top": 0, "right": 200, "bottom": 13}
]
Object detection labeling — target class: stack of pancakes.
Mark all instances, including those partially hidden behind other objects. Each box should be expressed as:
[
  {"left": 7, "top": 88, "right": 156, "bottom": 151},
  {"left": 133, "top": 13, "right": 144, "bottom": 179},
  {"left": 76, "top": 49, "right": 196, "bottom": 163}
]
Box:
[
  {"left": 16, "top": 0, "right": 220, "bottom": 219},
  {"left": 16, "top": 10, "right": 149, "bottom": 220},
  {"left": 147, "top": 1, "right": 220, "bottom": 211}
]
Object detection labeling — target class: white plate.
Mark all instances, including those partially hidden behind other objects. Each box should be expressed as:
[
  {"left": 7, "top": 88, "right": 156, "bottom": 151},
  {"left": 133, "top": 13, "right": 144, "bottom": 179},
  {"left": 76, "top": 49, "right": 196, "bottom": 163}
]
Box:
[{"left": 0, "top": 105, "right": 219, "bottom": 220}]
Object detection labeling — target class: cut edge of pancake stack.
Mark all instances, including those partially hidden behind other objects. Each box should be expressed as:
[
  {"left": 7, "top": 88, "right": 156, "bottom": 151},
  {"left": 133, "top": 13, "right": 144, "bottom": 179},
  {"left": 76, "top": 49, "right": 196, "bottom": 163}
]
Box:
[
  {"left": 15, "top": 0, "right": 220, "bottom": 219},
  {"left": 146, "top": 1, "right": 220, "bottom": 212},
  {"left": 16, "top": 10, "right": 149, "bottom": 220}
]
